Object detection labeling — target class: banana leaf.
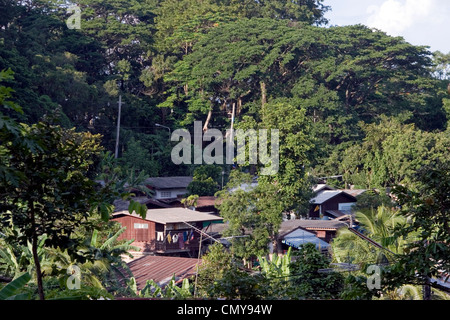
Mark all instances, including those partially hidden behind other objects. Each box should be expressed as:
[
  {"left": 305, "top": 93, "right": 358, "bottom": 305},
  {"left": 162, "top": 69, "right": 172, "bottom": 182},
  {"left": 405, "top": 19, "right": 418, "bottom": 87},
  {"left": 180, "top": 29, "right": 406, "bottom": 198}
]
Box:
[{"left": 0, "top": 272, "right": 31, "bottom": 300}]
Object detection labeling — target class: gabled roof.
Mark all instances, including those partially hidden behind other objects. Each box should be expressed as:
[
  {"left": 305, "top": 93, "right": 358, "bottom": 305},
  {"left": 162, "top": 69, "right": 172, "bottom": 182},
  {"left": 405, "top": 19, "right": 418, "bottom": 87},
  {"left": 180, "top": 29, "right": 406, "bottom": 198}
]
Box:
[
  {"left": 310, "top": 190, "right": 357, "bottom": 205},
  {"left": 144, "top": 176, "right": 193, "bottom": 189},
  {"left": 342, "top": 189, "right": 367, "bottom": 197},
  {"left": 280, "top": 227, "right": 330, "bottom": 251},
  {"left": 113, "top": 197, "right": 171, "bottom": 212},
  {"left": 312, "top": 184, "right": 335, "bottom": 193},
  {"left": 280, "top": 219, "right": 347, "bottom": 234},
  {"left": 127, "top": 255, "right": 200, "bottom": 289},
  {"left": 113, "top": 208, "right": 223, "bottom": 225}
]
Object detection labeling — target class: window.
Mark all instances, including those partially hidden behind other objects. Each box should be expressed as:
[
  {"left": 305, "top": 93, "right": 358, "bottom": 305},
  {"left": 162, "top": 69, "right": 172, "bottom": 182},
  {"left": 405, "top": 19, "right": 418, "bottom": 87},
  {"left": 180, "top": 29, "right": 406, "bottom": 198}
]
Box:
[
  {"left": 160, "top": 191, "right": 172, "bottom": 198},
  {"left": 134, "top": 223, "right": 149, "bottom": 242},
  {"left": 338, "top": 203, "right": 355, "bottom": 211}
]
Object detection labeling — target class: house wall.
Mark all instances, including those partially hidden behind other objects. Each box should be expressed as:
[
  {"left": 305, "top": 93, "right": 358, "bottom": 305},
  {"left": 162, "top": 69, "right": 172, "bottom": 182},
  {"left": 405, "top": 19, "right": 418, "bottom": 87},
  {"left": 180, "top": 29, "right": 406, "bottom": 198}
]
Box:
[
  {"left": 153, "top": 188, "right": 188, "bottom": 200},
  {"left": 113, "top": 215, "right": 205, "bottom": 254},
  {"left": 309, "top": 193, "right": 356, "bottom": 219},
  {"left": 113, "top": 215, "right": 156, "bottom": 252}
]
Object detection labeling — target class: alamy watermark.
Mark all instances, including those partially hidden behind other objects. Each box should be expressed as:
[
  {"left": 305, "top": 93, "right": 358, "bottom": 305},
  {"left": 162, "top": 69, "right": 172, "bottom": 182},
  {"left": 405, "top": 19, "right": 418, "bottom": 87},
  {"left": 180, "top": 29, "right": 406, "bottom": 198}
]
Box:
[
  {"left": 66, "top": 264, "right": 81, "bottom": 290},
  {"left": 367, "top": 265, "right": 382, "bottom": 290},
  {"left": 66, "top": 5, "right": 81, "bottom": 30},
  {"left": 171, "top": 121, "right": 279, "bottom": 175}
]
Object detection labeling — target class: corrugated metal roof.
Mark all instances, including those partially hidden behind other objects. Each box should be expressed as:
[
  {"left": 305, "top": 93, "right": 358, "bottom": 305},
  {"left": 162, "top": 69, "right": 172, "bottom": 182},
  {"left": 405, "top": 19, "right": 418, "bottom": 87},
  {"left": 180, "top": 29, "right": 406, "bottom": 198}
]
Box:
[
  {"left": 281, "top": 228, "right": 330, "bottom": 250},
  {"left": 113, "top": 208, "right": 223, "bottom": 225},
  {"left": 196, "top": 196, "right": 219, "bottom": 208},
  {"left": 312, "top": 184, "right": 335, "bottom": 193},
  {"left": 310, "top": 190, "right": 357, "bottom": 204},
  {"left": 342, "top": 189, "right": 367, "bottom": 197},
  {"left": 113, "top": 197, "right": 171, "bottom": 212},
  {"left": 279, "top": 219, "right": 347, "bottom": 234},
  {"left": 127, "top": 255, "right": 201, "bottom": 289},
  {"left": 310, "top": 190, "right": 343, "bottom": 204},
  {"left": 144, "top": 176, "right": 193, "bottom": 189},
  {"left": 325, "top": 210, "right": 349, "bottom": 218}
]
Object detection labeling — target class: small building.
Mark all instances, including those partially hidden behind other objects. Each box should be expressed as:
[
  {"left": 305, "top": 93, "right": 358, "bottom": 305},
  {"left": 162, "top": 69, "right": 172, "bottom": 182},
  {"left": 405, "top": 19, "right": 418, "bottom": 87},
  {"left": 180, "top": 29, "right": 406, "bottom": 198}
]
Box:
[
  {"left": 309, "top": 190, "right": 357, "bottom": 219},
  {"left": 279, "top": 219, "right": 347, "bottom": 244},
  {"left": 144, "top": 176, "right": 193, "bottom": 200},
  {"left": 279, "top": 227, "right": 330, "bottom": 254},
  {"left": 112, "top": 208, "right": 223, "bottom": 255}
]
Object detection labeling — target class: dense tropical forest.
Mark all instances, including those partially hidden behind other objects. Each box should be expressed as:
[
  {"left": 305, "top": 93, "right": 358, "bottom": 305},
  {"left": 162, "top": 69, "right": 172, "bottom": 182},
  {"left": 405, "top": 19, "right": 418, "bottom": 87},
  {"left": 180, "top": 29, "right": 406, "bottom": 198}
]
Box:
[{"left": 0, "top": 0, "right": 449, "bottom": 301}]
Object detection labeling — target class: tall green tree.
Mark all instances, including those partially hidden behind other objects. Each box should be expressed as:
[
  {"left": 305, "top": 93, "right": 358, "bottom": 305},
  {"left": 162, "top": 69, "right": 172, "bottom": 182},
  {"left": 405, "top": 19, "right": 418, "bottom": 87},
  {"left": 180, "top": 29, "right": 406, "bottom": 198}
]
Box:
[
  {"left": 216, "top": 171, "right": 284, "bottom": 260},
  {"left": 0, "top": 120, "right": 107, "bottom": 300},
  {"left": 385, "top": 163, "right": 450, "bottom": 298},
  {"left": 335, "top": 116, "right": 450, "bottom": 189}
]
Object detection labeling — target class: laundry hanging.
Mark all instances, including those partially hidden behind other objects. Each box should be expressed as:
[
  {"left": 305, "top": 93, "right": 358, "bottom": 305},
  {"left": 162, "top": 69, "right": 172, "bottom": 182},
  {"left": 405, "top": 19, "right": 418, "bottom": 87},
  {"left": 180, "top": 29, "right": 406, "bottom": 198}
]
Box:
[
  {"left": 156, "top": 231, "right": 164, "bottom": 241},
  {"left": 172, "top": 233, "right": 178, "bottom": 243},
  {"left": 167, "top": 233, "right": 172, "bottom": 244},
  {"left": 178, "top": 232, "right": 184, "bottom": 249}
]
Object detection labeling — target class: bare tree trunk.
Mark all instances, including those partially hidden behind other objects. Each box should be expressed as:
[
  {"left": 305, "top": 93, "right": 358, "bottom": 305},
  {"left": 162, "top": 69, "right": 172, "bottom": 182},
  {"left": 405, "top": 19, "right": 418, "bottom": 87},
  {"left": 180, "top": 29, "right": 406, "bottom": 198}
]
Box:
[
  {"left": 237, "top": 97, "right": 242, "bottom": 116},
  {"left": 423, "top": 274, "right": 432, "bottom": 300},
  {"left": 260, "top": 81, "right": 267, "bottom": 109},
  {"left": 203, "top": 108, "right": 213, "bottom": 132},
  {"left": 30, "top": 201, "right": 45, "bottom": 300}
]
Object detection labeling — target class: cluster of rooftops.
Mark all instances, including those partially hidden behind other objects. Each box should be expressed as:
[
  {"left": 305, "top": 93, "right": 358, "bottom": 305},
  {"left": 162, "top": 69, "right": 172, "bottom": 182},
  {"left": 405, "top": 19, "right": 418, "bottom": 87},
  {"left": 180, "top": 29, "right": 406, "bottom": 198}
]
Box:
[{"left": 108, "top": 177, "right": 368, "bottom": 289}]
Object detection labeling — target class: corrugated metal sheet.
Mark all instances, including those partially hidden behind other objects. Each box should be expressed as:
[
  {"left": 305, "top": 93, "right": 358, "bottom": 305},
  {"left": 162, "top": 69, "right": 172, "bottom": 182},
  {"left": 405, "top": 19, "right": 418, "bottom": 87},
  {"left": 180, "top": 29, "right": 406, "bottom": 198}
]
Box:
[
  {"left": 113, "top": 197, "right": 171, "bottom": 212},
  {"left": 279, "top": 220, "right": 347, "bottom": 235},
  {"left": 196, "top": 196, "right": 219, "bottom": 208},
  {"left": 325, "top": 210, "right": 348, "bottom": 218},
  {"left": 113, "top": 208, "right": 223, "bottom": 225},
  {"left": 144, "top": 176, "right": 193, "bottom": 189},
  {"left": 281, "top": 228, "right": 330, "bottom": 251},
  {"left": 128, "top": 255, "right": 201, "bottom": 289},
  {"left": 342, "top": 189, "right": 367, "bottom": 197},
  {"left": 310, "top": 190, "right": 356, "bottom": 204}
]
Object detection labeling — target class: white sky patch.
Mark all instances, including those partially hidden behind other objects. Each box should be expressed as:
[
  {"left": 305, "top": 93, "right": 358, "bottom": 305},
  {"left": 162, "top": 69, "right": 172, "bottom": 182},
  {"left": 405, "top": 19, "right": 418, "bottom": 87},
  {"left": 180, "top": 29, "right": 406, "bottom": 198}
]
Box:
[{"left": 366, "top": 0, "right": 436, "bottom": 36}]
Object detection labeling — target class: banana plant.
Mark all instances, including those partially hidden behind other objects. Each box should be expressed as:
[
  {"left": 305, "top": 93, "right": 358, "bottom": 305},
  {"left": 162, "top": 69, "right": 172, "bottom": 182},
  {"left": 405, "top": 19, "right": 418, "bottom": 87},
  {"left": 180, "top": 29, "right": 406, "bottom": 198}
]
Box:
[
  {"left": 0, "top": 245, "right": 20, "bottom": 278},
  {"left": 0, "top": 272, "right": 31, "bottom": 300},
  {"left": 258, "top": 247, "right": 292, "bottom": 279},
  {"left": 139, "top": 276, "right": 193, "bottom": 299}
]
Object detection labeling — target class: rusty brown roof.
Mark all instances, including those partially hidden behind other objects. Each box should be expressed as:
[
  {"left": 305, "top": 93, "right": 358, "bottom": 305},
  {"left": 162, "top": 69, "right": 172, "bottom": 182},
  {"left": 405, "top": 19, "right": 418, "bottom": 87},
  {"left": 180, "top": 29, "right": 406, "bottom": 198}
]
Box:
[
  {"left": 196, "top": 196, "right": 220, "bottom": 207},
  {"left": 279, "top": 219, "right": 347, "bottom": 236},
  {"left": 127, "top": 255, "right": 201, "bottom": 289}
]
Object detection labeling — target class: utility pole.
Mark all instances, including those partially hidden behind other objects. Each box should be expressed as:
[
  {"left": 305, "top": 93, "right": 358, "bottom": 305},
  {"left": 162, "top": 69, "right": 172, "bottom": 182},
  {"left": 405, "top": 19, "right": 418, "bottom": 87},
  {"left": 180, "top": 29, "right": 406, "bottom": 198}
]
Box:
[
  {"left": 155, "top": 123, "right": 171, "bottom": 138},
  {"left": 115, "top": 95, "right": 123, "bottom": 159}
]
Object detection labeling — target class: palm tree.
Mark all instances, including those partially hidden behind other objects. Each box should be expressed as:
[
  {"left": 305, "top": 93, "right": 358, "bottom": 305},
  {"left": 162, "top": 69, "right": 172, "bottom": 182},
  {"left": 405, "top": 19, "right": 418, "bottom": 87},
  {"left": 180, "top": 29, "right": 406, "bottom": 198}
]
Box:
[
  {"left": 331, "top": 205, "right": 436, "bottom": 300},
  {"left": 332, "top": 205, "right": 407, "bottom": 265}
]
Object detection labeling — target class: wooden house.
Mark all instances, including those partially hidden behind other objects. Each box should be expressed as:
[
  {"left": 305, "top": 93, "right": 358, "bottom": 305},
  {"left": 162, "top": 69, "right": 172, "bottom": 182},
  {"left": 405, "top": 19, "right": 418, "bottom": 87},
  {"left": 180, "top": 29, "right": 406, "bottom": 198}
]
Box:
[
  {"left": 279, "top": 227, "right": 331, "bottom": 254},
  {"left": 309, "top": 190, "right": 357, "bottom": 219},
  {"left": 112, "top": 208, "right": 223, "bottom": 256},
  {"left": 279, "top": 219, "right": 347, "bottom": 244},
  {"left": 143, "top": 176, "right": 192, "bottom": 201}
]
